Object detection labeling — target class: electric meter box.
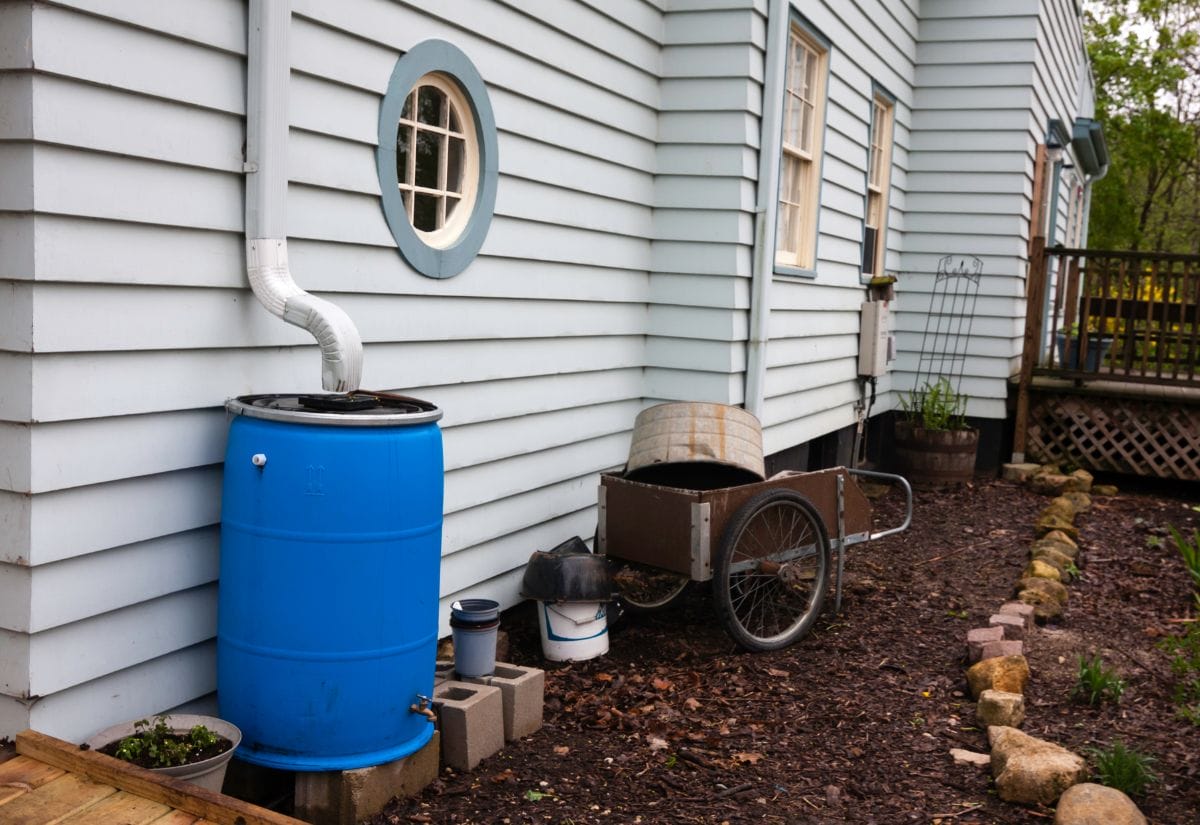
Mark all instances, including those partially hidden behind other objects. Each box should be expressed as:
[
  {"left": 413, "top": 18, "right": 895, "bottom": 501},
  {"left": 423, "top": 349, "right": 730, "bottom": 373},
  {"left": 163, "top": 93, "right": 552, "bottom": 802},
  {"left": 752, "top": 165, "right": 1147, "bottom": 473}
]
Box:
[{"left": 858, "top": 300, "right": 891, "bottom": 377}]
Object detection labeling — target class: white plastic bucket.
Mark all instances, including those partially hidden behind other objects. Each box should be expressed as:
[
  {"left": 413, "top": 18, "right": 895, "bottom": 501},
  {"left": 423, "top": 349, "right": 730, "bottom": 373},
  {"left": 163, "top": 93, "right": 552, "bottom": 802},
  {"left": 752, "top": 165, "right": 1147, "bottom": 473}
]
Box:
[{"left": 537, "top": 601, "right": 608, "bottom": 662}]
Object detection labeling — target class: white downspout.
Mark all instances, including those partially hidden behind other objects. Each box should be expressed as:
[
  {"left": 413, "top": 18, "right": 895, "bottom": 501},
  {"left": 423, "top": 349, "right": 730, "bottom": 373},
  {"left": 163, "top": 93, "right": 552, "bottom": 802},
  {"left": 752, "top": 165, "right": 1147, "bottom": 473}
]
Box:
[
  {"left": 245, "top": 0, "right": 362, "bottom": 392},
  {"left": 744, "top": 0, "right": 788, "bottom": 419}
]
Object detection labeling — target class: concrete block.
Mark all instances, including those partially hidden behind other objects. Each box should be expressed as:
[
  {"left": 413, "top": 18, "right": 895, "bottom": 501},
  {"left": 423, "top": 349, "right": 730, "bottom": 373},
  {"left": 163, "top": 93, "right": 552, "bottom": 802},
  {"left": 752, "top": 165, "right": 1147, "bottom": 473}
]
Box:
[
  {"left": 989, "top": 613, "right": 1026, "bottom": 640},
  {"left": 998, "top": 601, "right": 1036, "bottom": 631},
  {"left": 434, "top": 680, "right": 504, "bottom": 771},
  {"left": 435, "top": 659, "right": 455, "bottom": 685},
  {"left": 463, "top": 663, "right": 545, "bottom": 742},
  {"left": 294, "top": 730, "right": 440, "bottom": 825},
  {"left": 980, "top": 639, "right": 1024, "bottom": 661},
  {"left": 967, "top": 626, "right": 1005, "bottom": 663}
]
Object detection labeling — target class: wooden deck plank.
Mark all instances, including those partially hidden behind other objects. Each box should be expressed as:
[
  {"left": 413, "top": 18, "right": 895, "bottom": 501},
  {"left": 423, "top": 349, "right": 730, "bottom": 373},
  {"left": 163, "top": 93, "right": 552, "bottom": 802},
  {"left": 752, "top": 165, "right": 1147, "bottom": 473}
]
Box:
[
  {"left": 146, "top": 812, "right": 202, "bottom": 824},
  {"left": 57, "top": 790, "right": 172, "bottom": 824},
  {"left": 15, "top": 732, "right": 307, "bottom": 825},
  {"left": 0, "top": 755, "right": 67, "bottom": 785},
  {"left": 0, "top": 755, "right": 68, "bottom": 806},
  {"left": 0, "top": 772, "right": 117, "bottom": 825}
]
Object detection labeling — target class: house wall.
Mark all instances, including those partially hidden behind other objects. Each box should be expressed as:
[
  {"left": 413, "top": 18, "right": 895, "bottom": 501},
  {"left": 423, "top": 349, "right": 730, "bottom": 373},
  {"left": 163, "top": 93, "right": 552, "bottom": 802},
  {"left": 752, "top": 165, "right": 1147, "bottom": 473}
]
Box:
[
  {"left": 0, "top": 0, "right": 1097, "bottom": 741},
  {"left": 901, "top": 0, "right": 1041, "bottom": 421},
  {"left": 900, "top": 0, "right": 1094, "bottom": 420},
  {"left": 758, "top": 0, "right": 918, "bottom": 454},
  {"left": 649, "top": 0, "right": 765, "bottom": 406},
  {"left": 0, "top": 0, "right": 667, "bottom": 741}
]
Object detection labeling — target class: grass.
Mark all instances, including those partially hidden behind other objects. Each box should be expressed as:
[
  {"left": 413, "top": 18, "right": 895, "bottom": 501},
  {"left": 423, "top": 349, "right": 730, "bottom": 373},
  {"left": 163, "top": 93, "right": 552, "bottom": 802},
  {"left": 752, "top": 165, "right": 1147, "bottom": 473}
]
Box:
[
  {"left": 1071, "top": 654, "right": 1125, "bottom": 705},
  {"left": 1088, "top": 740, "right": 1158, "bottom": 797}
]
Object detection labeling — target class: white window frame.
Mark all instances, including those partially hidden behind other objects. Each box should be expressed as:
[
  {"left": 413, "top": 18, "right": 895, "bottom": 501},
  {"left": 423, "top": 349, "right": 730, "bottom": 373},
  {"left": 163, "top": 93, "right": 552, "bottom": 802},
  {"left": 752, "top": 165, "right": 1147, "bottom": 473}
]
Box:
[
  {"left": 863, "top": 91, "right": 895, "bottom": 276},
  {"left": 775, "top": 22, "right": 829, "bottom": 273},
  {"left": 396, "top": 73, "right": 480, "bottom": 250}
]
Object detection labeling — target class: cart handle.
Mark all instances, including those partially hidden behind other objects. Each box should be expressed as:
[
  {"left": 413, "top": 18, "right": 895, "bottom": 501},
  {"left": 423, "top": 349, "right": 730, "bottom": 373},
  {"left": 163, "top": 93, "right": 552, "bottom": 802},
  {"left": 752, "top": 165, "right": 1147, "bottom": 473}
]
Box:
[{"left": 847, "top": 469, "right": 913, "bottom": 541}]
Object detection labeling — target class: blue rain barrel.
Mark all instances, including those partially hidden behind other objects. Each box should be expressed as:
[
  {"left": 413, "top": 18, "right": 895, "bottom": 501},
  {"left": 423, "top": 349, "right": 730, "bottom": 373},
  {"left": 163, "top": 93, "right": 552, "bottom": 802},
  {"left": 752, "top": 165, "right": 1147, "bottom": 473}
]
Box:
[{"left": 218, "top": 393, "right": 443, "bottom": 771}]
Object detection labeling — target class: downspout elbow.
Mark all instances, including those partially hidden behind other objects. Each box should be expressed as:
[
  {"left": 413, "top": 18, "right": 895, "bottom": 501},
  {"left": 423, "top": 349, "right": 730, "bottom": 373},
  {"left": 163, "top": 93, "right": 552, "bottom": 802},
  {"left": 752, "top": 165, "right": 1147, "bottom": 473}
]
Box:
[
  {"left": 245, "top": 0, "right": 363, "bottom": 393},
  {"left": 247, "top": 238, "right": 363, "bottom": 392}
]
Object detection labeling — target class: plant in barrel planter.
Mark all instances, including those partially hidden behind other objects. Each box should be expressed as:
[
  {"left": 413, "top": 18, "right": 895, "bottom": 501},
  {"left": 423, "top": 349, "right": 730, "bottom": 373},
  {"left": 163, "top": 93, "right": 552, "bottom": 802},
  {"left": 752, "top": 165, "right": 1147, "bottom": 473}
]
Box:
[
  {"left": 894, "top": 378, "right": 980, "bottom": 488},
  {"left": 86, "top": 714, "right": 241, "bottom": 793}
]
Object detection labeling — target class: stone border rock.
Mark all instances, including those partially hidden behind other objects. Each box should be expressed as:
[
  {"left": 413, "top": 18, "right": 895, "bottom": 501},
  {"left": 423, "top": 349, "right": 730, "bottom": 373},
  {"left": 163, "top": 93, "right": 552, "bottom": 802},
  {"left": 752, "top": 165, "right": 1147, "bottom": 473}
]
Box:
[{"left": 951, "top": 465, "right": 1147, "bottom": 823}]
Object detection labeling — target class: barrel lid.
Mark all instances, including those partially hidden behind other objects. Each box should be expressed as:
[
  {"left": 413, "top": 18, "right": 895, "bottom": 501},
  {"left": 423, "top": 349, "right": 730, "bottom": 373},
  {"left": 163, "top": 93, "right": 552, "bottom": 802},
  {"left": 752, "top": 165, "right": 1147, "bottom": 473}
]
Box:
[{"left": 227, "top": 392, "right": 442, "bottom": 426}]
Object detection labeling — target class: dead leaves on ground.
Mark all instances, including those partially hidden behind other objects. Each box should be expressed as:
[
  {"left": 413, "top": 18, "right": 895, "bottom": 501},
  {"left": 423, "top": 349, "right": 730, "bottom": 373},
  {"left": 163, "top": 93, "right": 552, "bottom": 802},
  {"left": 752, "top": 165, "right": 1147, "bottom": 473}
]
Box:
[{"left": 548, "top": 658, "right": 780, "bottom": 772}]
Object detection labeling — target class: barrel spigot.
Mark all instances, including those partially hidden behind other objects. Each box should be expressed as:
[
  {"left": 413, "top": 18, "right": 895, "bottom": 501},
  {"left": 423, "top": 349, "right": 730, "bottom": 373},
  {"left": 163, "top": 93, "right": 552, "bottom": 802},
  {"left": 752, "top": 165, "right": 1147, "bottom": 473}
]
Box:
[{"left": 410, "top": 693, "right": 437, "bottom": 721}]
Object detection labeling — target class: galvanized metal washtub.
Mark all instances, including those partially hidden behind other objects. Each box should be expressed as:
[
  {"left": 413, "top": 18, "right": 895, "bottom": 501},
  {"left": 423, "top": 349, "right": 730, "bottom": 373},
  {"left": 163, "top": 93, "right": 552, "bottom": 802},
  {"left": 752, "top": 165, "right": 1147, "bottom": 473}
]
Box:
[{"left": 625, "top": 402, "right": 764, "bottom": 489}]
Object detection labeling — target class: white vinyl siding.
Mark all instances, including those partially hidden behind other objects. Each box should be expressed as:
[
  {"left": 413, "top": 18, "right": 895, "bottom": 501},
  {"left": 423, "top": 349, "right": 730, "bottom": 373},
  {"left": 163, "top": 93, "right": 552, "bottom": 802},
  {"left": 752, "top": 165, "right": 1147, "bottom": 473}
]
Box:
[
  {"left": 0, "top": 0, "right": 662, "bottom": 742},
  {"left": 758, "top": 0, "right": 917, "bottom": 454},
  {"left": 898, "top": 0, "right": 1090, "bottom": 419}
]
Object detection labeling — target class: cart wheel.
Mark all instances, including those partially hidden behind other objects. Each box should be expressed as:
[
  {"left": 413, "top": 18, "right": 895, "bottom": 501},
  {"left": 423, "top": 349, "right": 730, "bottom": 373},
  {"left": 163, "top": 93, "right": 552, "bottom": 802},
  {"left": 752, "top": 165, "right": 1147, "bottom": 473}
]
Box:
[
  {"left": 610, "top": 559, "right": 691, "bottom": 613},
  {"left": 714, "top": 488, "right": 830, "bottom": 652}
]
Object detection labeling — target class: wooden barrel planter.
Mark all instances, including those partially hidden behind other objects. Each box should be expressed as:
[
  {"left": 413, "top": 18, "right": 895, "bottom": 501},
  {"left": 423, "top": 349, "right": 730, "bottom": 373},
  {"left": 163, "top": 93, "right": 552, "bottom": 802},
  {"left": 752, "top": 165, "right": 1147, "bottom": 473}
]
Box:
[{"left": 893, "top": 420, "right": 979, "bottom": 488}]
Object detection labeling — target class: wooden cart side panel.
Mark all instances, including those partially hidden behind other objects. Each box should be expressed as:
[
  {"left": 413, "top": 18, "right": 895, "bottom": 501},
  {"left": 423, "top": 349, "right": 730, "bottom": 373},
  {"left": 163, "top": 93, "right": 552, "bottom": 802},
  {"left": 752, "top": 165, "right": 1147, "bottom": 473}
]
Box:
[
  {"left": 599, "top": 474, "right": 698, "bottom": 575},
  {"left": 701, "top": 468, "right": 870, "bottom": 545},
  {"left": 600, "top": 467, "right": 872, "bottom": 574},
  {"left": 785, "top": 468, "right": 870, "bottom": 536}
]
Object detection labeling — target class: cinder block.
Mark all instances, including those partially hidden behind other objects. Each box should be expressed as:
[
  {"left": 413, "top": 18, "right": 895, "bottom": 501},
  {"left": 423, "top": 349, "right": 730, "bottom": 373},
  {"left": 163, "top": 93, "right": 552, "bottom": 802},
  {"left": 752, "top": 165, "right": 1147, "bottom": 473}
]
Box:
[
  {"left": 435, "top": 659, "right": 455, "bottom": 685},
  {"left": 989, "top": 613, "right": 1026, "bottom": 640},
  {"left": 294, "top": 730, "right": 440, "bottom": 825},
  {"left": 980, "top": 639, "right": 1024, "bottom": 661},
  {"left": 998, "top": 601, "right": 1036, "bottom": 631},
  {"left": 434, "top": 680, "right": 505, "bottom": 771},
  {"left": 967, "top": 626, "right": 1005, "bottom": 663},
  {"left": 463, "top": 663, "right": 545, "bottom": 741}
]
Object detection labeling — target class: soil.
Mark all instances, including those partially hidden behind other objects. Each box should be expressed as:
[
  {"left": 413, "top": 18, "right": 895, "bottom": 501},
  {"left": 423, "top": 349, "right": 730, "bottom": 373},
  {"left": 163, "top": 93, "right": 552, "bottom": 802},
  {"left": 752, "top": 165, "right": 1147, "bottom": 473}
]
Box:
[
  {"left": 369, "top": 476, "right": 1200, "bottom": 824},
  {"left": 96, "top": 730, "right": 234, "bottom": 770}
]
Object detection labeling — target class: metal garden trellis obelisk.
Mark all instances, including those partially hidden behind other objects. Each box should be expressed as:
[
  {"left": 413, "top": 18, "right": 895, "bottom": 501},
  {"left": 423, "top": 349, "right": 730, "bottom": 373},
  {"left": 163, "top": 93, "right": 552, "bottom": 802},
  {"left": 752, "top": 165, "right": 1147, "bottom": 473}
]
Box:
[{"left": 913, "top": 254, "right": 984, "bottom": 400}]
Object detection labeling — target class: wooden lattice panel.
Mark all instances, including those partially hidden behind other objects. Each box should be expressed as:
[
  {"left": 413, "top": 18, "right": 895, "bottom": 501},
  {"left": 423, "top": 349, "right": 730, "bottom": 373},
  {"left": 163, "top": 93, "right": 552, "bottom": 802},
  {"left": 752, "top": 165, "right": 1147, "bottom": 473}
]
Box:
[{"left": 1027, "top": 392, "right": 1200, "bottom": 480}]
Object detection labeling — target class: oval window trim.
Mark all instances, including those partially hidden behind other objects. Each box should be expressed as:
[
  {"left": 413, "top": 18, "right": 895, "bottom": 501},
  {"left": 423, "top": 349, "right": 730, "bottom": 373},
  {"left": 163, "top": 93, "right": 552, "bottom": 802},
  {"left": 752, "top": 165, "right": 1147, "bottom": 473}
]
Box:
[{"left": 377, "top": 40, "right": 498, "bottom": 279}]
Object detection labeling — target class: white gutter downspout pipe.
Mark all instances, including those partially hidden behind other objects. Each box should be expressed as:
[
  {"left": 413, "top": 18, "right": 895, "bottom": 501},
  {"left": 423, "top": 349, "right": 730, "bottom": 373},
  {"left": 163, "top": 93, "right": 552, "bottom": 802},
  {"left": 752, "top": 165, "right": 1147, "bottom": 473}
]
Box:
[
  {"left": 246, "top": 0, "right": 362, "bottom": 392},
  {"left": 744, "top": 0, "right": 788, "bottom": 420}
]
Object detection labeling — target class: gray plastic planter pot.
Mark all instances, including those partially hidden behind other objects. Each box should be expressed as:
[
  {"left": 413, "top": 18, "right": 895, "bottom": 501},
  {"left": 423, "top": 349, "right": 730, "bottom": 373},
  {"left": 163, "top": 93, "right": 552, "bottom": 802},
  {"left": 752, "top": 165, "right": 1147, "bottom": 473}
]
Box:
[{"left": 85, "top": 714, "right": 242, "bottom": 793}]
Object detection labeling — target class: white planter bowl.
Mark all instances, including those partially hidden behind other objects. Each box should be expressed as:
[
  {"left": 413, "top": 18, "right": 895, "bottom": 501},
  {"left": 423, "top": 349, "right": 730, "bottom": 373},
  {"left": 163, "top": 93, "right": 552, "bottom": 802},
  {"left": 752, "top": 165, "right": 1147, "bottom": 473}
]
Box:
[{"left": 85, "top": 714, "right": 242, "bottom": 793}]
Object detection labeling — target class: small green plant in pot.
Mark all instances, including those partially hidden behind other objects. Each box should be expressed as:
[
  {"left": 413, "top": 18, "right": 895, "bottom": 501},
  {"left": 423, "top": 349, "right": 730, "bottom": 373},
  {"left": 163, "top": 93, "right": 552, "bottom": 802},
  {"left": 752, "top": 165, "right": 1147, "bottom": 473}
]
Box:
[
  {"left": 899, "top": 377, "right": 968, "bottom": 431},
  {"left": 103, "top": 716, "right": 226, "bottom": 769},
  {"left": 894, "top": 378, "right": 979, "bottom": 488},
  {"left": 87, "top": 714, "right": 241, "bottom": 793}
]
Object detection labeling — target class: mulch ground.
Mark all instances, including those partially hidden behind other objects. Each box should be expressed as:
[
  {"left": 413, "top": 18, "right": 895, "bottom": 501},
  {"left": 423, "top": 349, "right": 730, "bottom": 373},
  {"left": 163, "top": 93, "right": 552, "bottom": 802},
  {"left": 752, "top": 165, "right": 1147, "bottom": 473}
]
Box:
[{"left": 372, "top": 476, "right": 1200, "bottom": 825}]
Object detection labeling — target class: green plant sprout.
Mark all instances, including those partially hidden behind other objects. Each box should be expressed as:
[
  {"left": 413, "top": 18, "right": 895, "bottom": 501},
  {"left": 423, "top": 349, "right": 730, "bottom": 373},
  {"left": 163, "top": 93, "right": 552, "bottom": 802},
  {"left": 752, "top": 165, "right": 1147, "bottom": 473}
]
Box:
[
  {"left": 1072, "top": 655, "right": 1125, "bottom": 706},
  {"left": 1168, "top": 525, "right": 1200, "bottom": 593},
  {"left": 900, "top": 378, "right": 968, "bottom": 431},
  {"left": 111, "top": 716, "right": 220, "bottom": 769},
  {"left": 1087, "top": 740, "right": 1157, "bottom": 797}
]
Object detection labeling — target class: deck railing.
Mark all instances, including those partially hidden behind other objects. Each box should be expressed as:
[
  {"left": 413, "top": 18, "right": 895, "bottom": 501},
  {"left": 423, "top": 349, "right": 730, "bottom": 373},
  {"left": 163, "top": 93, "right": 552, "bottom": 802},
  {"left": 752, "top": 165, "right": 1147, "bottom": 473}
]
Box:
[
  {"left": 1012, "top": 240, "right": 1200, "bottom": 464},
  {"left": 1040, "top": 246, "right": 1200, "bottom": 385}
]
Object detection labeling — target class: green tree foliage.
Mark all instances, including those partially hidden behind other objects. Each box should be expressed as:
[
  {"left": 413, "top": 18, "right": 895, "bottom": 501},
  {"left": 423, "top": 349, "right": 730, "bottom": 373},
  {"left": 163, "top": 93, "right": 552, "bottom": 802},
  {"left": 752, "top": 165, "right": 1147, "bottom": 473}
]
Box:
[{"left": 1085, "top": 1, "right": 1200, "bottom": 252}]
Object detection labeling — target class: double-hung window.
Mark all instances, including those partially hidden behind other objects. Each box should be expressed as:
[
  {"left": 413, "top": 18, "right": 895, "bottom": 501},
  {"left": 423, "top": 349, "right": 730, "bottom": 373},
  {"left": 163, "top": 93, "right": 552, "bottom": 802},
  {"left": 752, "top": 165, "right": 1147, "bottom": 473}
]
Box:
[
  {"left": 775, "top": 23, "right": 828, "bottom": 272},
  {"left": 863, "top": 92, "right": 894, "bottom": 275}
]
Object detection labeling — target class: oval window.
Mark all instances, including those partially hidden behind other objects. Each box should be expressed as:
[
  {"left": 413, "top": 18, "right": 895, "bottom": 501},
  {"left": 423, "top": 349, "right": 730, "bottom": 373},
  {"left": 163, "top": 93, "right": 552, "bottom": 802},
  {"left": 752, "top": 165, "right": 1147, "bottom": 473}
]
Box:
[{"left": 378, "top": 41, "right": 498, "bottom": 279}]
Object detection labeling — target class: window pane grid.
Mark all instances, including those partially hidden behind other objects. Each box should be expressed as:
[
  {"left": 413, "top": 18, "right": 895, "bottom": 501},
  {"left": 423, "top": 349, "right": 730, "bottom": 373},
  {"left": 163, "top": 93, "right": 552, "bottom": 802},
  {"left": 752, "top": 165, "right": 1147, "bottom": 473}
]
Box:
[
  {"left": 776, "top": 25, "right": 825, "bottom": 270},
  {"left": 863, "top": 94, "right": 894, "bottom": 274},
  {"left": 395, "top": 80, "right": 471, "bottom": 235}
]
